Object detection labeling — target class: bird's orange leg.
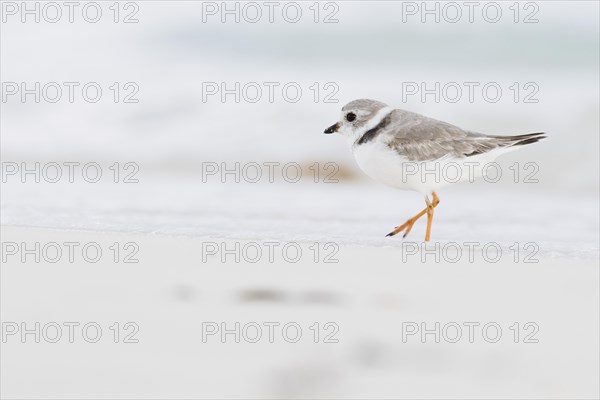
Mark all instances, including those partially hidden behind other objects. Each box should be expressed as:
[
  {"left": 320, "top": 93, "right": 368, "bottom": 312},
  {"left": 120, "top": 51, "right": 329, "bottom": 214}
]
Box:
[
  {"left": 424, "top": 192, "right": 440, "bottom": 241},
  {"left": 386, "top": 192, "right": 440, "bottom": 241}
]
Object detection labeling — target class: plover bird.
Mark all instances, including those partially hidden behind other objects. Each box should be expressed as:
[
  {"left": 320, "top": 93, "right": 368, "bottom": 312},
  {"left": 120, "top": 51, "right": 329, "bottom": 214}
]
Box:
[{"left": 324, "top": 99, "right": 545, "bottom": 241}]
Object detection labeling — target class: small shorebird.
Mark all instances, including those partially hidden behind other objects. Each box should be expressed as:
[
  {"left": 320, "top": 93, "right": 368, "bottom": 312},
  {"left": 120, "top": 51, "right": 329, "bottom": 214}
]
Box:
[{"left": 324, "top": 99, "right": 545, "bottom": 241}]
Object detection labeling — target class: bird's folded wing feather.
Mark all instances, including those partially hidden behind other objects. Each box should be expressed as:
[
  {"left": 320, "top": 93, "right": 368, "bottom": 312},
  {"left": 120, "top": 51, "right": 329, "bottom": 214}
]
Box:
[{"left": 382, "top": 111, "right": 501, "bottom": 161}]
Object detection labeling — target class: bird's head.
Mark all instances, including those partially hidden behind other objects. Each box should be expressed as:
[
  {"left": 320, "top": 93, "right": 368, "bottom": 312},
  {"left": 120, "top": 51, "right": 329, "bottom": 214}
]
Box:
[{"left": 324, "top": 99, "right": 391, "bottom": 143}]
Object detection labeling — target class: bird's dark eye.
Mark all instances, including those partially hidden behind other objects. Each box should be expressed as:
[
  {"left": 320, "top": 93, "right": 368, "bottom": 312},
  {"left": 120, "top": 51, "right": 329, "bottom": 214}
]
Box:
[{"left": 346, "top": 112, "right": 356, "bottom": 122}]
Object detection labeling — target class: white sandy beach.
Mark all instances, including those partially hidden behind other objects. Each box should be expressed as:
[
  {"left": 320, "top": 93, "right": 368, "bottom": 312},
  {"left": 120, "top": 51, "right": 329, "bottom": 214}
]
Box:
[
  {"left": 2, "top": 1, "right": 599, "bottom": 398},
  {"left": 1, "top": 225, "right": 599, "bottom": 399}
]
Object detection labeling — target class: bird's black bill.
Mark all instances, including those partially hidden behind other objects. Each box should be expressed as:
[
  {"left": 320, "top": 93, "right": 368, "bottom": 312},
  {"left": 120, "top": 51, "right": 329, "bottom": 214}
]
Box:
[{"left": 324, "top": 122, "right": 340, "bottom": 134}]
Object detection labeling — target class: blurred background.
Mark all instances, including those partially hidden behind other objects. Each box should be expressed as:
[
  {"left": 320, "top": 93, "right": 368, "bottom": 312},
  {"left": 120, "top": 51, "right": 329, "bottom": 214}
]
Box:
[
  {"left": 1, "top": 0, "right": 599, "bottom": 250},
  {"left": 1, "top": 1, "right": 599, "bottom": 398}
]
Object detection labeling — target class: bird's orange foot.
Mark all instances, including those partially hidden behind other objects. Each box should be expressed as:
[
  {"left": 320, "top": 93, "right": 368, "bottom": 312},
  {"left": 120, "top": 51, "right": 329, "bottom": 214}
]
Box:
[
  {"left": 385, "top": 192, "right": 440, "bottom": 241},
  {"left": 385, "top": 213, "right": 425, "bottom": 238}
]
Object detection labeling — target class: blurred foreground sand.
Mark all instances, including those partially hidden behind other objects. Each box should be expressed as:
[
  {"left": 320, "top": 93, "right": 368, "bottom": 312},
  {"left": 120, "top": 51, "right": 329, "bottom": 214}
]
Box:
[{"left": 1, "top": 226, "right": 598, "bottom": 399}]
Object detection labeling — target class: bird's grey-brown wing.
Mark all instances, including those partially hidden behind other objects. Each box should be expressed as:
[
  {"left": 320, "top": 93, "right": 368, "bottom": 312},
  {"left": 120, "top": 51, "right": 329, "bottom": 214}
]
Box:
[{"left": 376, "top": 110, "right": 544, "bottom": 161}]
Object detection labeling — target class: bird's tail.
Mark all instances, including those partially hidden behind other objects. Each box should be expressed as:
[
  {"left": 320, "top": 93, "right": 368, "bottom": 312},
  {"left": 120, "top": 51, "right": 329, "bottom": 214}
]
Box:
[{"left": 490, "top": 132, "right": 546, "bottom": 147}]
